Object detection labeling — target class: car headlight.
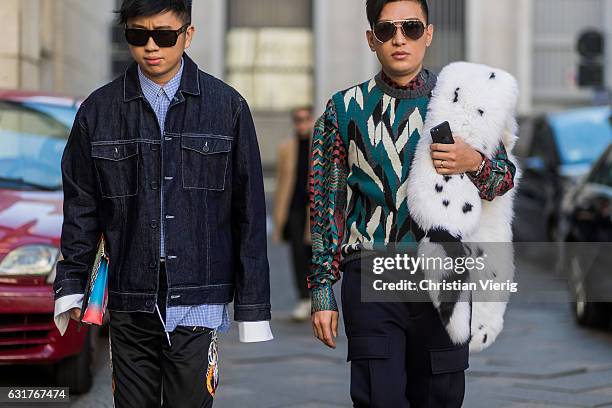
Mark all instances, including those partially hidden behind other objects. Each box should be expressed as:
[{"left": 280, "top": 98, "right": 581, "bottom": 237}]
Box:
[
  {"left": 46, "top": 251, "right": 63, "bottom": 284},
  {"left": 0, "top": 245, "right": 60, "bottom": 276}
]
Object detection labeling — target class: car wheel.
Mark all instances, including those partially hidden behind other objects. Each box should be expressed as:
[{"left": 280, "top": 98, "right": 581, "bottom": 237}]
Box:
[{"left": 55, "top": 330, "right": 94, "bottom": 394}]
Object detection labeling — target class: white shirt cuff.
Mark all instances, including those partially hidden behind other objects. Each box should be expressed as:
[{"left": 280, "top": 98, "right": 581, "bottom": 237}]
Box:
[
  {"left": 53, "top": 294, "right": 83, "bottom": 336},
  {"left": 237, "top": 321, "right": 274, "bottom": 343}
]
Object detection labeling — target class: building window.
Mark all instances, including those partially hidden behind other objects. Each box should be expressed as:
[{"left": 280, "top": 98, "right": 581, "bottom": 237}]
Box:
[
  {"left": 226, "top": 0, "right": 314, "bottom": 112},
  {"left": 532, "top": 0, "right": 604, "bottom": 105},
  {"left": 424, "top": 0, "right": 466, "bottom": 73}
]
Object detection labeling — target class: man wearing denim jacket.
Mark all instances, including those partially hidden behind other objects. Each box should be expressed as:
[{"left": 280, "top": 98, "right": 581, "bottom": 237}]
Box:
[{"left": 53, "top": 1, "right": 272, "bottom": 406}]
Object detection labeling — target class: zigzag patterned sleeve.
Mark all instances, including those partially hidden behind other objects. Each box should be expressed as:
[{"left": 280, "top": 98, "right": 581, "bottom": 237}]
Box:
[
  {"left": 308, "top": 99, "right": 348, "bottom": 313},
  {"left": 467, "top": 141, "right": 517, "bottom": 201}
]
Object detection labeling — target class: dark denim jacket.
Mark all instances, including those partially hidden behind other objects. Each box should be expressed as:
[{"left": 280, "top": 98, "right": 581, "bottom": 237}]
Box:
[{"left": 53, "top": 53, "right": 271, "bottom": 322}]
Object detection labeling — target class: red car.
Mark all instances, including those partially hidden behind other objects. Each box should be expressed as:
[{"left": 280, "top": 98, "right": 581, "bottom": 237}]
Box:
[{"left": 0, "top": 90, "right": 94, "bottom": 393}]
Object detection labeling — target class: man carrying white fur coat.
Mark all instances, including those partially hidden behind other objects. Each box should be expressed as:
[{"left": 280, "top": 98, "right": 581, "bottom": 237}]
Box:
[
  {"left": 407, "top": 61, "right": 521, "bottom": 354},
  {"left": 309, "top": 0, "right": 519, "bottom": 406}
]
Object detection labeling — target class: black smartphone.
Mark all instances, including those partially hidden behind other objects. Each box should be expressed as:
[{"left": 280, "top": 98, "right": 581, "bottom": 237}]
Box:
[{"left": 430, "top": 121, "right": 454, "bottom": 144}]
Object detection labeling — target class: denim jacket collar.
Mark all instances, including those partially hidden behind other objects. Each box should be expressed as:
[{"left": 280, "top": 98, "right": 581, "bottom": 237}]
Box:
[{"left": 123, "top": 52, "right": 201, "bottom": 102}]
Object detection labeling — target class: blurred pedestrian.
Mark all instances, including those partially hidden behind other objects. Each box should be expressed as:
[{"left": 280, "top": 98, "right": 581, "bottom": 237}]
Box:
[
  {"left": 308, "top": 0, "right": 517, "bottom": 406},
  {"left": 273, "top": 106, "right": 315, "bottom": 321},
  {"left": 53, "top": 0, "right": 272, "bottom": 406}
]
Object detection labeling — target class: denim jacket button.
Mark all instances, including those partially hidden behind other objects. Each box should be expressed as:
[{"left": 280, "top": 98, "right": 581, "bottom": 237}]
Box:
[
  {"left": 202, "top": 144, "right": 210, "bottom": 153},
  {"left": 145, "top": 300, "right": 153, "bottom": 307},
  {"left": 151, "top": 181, "right": 159, "bottom": 190},
  {"left": 150, "top": 144, "right": 160, "bottom": 151},
  {"left": 150, "top": 220, "right": 158, "bottom": 229},
  {"left": 149, "top": 261, "right": 157, "bottom": 269}
]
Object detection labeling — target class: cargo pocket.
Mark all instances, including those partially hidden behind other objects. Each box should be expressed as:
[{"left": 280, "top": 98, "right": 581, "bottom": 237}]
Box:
[
  {"left": 347, "top": 335, "right": 394, "bottom": 407},
  {"left": 181, "top": 135, "right": 232, "bottom": 191},
  {"left": 347, "top": 335, "right": 390, "bottom": 362},
  {"left": 429, "top": 345, "right": 469, "bottom": 407},
  {"left": 91, "top": 142, "right": 139, "bottom": 198}
]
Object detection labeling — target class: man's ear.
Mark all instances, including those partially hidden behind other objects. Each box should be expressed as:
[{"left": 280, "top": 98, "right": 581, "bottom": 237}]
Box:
[
  {"left": 184, "top": 25, "right": 195, "bottom": 49},
  {"left": 425, "top": 24, "right": 434, "bottom": 47},
  {"left": 366, "top": 30, "right": 376, "bottom": 51}
]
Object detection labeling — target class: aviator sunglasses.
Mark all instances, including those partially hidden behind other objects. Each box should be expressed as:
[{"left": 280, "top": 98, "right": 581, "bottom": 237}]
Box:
[
  {"left": 125, "top": 23, "right": 190, "bottom": 47},
  {"left": 373, "top": 19, "right": 426, "bottom": 43}
]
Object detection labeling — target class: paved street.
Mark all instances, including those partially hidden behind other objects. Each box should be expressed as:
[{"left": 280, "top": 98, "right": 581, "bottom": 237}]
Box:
[
  {"left": 71, "top": 232, "right": 612, "bottom": 407},
  {"left": 2, "top": 197, "right": 612, "bottom": 408}
]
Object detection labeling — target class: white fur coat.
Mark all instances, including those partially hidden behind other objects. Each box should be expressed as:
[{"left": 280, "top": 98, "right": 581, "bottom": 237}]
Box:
[{"left": 406, "top": 62, "right": 521, "bottom": 353}]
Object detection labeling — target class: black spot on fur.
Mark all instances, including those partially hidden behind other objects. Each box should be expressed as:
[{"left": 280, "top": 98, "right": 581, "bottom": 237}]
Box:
[
  {"left": 483, "top": 334, "right": 488, "bottom": 343},
  {"left": 479, "top": 325, "right": 484, "bottom": 330},
  {"left": 463, "top": 203, "right": 473, "bottom": 213},
  {"left": 489, "top": 72, "right": 496, "bottom": 79},
  {"left": 453, "top": 88, "right": 460, "bottom": 103},
  {"left": 426, "top": 228, "right": 461, "bottom": 242},
  {"left": 443, "top": 200, "right": 450, "bottom": 207},
  {"left": 460, "top": 174, "right": 464, "bottom": 180},
  {"left": 435, "top": 184, "right": 443, "bottom": 193},
  {"left": 478, "top": 109, "right": 484, "bottom": 116},
  {"left": 443, "top": 176, "right": 452, "bottom": 183},
  {"left": 438, "top": 302, "right": 454, "bottom": 326}
]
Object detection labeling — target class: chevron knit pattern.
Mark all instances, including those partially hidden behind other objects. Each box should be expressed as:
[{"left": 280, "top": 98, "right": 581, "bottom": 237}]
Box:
[
  {"left": 308, "top": 100, "right": 347, "bottom": 295},
  {"left": 309, "top": 70, "right": 437, "bottom": 312}
]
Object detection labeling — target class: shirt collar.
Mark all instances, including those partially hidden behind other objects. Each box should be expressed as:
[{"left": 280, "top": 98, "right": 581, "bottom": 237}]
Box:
[
  {"left": 380, "top": 69, "right": 425, "bottom": 91},
  {"left": 137, "top": 57, "right": 184, "bottom": 102}
]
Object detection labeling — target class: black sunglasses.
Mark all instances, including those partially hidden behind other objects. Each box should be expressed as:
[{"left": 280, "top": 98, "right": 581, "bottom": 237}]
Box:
[
  {"left": 373, "top": 19, "right": 426, "bottom": 43},
  {"left": 125, "top": 23, "right": 190, "bottom": 47}
]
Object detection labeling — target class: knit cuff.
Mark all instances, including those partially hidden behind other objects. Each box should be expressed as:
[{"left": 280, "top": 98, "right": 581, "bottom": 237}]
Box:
[{"left": 310, "top": 284, "right": 338, "bottom": 313}]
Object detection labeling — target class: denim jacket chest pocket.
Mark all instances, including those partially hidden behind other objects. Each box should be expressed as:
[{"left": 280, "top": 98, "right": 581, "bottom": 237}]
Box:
[
  {"left": 91, "top": 142, "right": 139, "bottom": 198},
  {"left": 181, "top": 135, "right": 233, "bottom": 190}
]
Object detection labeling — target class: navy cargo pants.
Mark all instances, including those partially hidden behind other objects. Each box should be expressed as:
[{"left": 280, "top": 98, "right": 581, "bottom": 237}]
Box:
[{"left": 341, "top": 259, "right": 470, "bottom": 408}]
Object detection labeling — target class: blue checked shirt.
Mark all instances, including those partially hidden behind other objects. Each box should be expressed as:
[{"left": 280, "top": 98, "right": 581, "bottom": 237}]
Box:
[{"left": 138, "top": 59, "right": 230, "bottom": 333}]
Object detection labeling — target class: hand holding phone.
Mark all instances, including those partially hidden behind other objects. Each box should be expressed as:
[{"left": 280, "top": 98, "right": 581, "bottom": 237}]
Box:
[{"left": 431, "top": 121, "right": 455, "bottom": 144}]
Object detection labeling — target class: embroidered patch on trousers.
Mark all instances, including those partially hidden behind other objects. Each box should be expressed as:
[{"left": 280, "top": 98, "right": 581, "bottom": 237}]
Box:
[{"left": 205, "top": 329, "right": 219, "bottom": 396}]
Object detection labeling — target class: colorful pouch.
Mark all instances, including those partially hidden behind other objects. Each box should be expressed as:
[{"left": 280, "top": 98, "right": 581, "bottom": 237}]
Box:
[{"left": 80, "top": 238, "right": 109, "bottom": 326}]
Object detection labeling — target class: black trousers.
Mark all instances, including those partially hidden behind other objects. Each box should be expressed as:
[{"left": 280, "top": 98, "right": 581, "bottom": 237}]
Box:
[
  {"left": 108, "top": 264, "right": 215, "bottom": 408},
  {"left": 341, "top": 259, "right": 469, "bottom": 408},
  {"left": 285, "top": 207, "right": 311, "bottom": 299}
]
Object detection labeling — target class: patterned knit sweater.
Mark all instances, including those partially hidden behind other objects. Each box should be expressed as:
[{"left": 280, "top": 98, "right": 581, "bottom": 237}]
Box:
[{"left": 308, "top": 70, "right": 517, "bottom": 312}]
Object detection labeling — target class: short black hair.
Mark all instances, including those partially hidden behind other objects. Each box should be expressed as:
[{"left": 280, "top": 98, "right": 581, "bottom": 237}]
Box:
[
  {"left": 366, "top": 0, "right": 429, "bottom": 27},
  {"left": 116, "top": 0, "right": 192, "bottom": 26}
]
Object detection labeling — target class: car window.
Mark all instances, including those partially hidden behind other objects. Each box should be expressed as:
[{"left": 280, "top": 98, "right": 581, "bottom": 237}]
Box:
[
  {"left": 550, "top": 107, "right": 612, "bottom": 166},
  {"left": 589, "top": 147, "right": 612, "bottom": 187},
  {"left": 0, "top": 101, "right": 75, "bottom": 191},
  {"left": 529, "top": 119, "right": 557, "bottom": 166}
]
